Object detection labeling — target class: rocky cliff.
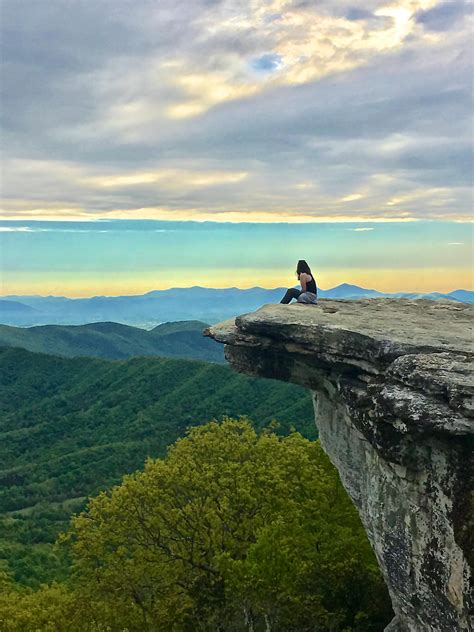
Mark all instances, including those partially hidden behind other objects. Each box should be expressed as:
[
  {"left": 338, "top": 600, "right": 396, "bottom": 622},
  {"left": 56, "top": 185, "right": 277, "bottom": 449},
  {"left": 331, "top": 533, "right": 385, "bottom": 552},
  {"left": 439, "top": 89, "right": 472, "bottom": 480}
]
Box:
[{"left": 207, "top": 299, "right": 473, "bottom": 632}]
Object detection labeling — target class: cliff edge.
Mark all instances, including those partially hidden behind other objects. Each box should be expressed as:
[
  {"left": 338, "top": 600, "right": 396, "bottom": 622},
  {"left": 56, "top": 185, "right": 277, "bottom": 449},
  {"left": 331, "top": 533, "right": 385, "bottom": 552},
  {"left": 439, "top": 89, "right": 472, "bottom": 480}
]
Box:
[{"left": 207, "top": 299, "right": 473, "bottom": 632}]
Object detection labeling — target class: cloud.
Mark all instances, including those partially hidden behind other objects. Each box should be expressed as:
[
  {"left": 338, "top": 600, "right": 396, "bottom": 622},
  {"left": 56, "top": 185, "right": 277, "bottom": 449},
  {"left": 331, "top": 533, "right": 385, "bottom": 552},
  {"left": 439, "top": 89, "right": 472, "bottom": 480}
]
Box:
[
  {"left": 0, "top": 225, "right": 77, "bottom": 232},
  {"left": 0, "top": 0, "right": 472, "bottom": 222},
  {"left": 84, "top": 169, "right": 248, "bottom": 188},
  {"left": 341, "top": 194, "right": 364, "bottom": 202},
  {"left": 344, "top": 8, "right": 375, "bottom": 21},
  {"left": 416, "top": 1, "right": 471, "bottom": 31},
  {"left": 0, "top": 224, "right": 175, "bottom": 233},
  {"left": 0, "top": 226, "right": 33, "bottom": 232},
  {"left": 158, "top": 0, "right": 439, "bottom": 119}
]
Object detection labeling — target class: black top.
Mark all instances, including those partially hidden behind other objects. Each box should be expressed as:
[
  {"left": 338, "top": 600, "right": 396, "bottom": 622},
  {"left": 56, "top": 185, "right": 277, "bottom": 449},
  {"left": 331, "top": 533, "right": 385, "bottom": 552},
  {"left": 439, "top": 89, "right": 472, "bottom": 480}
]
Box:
[{"left": 304, "top": 275, "right": 317, "bottom": 295}]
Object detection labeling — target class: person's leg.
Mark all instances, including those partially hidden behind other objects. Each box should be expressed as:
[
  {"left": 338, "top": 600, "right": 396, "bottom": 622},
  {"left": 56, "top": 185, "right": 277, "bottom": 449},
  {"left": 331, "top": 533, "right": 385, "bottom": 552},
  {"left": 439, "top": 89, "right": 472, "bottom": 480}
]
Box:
[
  {"left": 297, "top": 292, "right": 318, "bottom": 304},
  {"left": 280, "top": 288, "right": 301, "bottom": 304}
]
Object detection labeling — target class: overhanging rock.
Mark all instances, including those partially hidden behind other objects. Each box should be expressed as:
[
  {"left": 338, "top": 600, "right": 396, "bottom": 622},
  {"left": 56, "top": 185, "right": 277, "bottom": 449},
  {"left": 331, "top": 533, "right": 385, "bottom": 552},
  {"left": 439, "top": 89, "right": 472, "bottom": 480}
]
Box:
[{"left": 206, "top": 299, "right": 473, "bottom": 632}]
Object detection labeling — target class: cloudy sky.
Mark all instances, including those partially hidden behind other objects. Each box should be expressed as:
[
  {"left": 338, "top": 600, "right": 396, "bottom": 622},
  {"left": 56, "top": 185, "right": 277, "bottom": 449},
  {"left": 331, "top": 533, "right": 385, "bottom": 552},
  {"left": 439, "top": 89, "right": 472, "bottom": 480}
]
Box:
[{"left": 0, "top": 0, "right": 472, "bottom": 295}]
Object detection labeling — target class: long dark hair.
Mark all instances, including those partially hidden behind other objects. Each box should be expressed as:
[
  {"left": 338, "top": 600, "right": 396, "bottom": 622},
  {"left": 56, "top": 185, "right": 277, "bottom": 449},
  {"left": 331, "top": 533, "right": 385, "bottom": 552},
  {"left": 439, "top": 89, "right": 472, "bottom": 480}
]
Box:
[{"left": 296, "top": 260, "right": 312, "bottom": 278}]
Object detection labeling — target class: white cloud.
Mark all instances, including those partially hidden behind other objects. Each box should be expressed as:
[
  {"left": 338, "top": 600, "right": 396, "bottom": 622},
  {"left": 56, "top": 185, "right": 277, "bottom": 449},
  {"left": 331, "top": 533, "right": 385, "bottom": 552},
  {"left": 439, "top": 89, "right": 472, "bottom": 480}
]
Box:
[
  {"left": 341, "top": 193, "right": 364, "bottom": 202},
  {"left": 0, "top": 226, "right": 34, "bottom": 232},
  {"left": 0, "top": 226, "right": 106, "bottom": 233}
]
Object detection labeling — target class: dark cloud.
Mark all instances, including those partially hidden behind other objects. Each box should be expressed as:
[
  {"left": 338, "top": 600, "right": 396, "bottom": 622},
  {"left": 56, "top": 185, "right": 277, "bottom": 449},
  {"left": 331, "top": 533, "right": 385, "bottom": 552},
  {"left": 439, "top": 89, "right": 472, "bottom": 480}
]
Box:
[
  {"left": 344, "top": 7, "right": 374, "bottom": 21},
  {"left": 0, "top": 0, "right": 210, "bottom": 132},
  {"left": 416, "top": 1, "right": 471, "bottom": 31}
]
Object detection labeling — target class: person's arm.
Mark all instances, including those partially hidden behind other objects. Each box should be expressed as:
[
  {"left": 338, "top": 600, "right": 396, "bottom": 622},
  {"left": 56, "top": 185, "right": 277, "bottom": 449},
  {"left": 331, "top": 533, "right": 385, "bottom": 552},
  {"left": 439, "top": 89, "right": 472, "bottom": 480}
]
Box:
[{"left": 300, "top": 273, "right": 308, "bottom": 292}]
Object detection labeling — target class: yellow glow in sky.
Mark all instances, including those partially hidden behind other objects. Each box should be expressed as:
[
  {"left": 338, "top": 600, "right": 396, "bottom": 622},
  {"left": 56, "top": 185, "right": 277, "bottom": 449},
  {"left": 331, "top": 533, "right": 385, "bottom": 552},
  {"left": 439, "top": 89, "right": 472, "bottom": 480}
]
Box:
[{"left": 3, "top": 267, "right": 472, "bottom": 298}]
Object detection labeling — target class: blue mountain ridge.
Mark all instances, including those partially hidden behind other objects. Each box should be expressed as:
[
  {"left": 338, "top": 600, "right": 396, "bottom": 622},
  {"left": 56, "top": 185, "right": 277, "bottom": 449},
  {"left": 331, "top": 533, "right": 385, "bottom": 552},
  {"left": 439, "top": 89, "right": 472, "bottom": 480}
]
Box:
[{"left": 1, "top": 284, "right": 472, "bottom": 327}]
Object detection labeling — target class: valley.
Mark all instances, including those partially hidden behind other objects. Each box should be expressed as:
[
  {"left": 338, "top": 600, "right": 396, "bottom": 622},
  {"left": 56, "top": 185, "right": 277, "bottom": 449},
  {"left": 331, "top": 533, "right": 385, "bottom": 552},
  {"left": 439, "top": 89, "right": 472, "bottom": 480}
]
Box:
[{"left": 0, "top": 345, "right": 315, "bottom": 587}]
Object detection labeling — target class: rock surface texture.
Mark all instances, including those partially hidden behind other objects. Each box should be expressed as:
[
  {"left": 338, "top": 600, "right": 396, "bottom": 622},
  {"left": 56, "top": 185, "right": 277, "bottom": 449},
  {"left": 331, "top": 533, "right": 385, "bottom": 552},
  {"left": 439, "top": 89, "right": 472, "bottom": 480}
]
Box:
[{"left": 207, "top": 299, "right": 473, "bottom": 632}]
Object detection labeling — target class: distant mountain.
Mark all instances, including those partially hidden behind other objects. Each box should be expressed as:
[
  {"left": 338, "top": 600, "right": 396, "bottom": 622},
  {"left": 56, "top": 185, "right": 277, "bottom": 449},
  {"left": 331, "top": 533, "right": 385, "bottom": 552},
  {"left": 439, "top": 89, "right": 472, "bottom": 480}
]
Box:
[
  {"left": 1, "top": 285, "right": 472, "bottom": 327},
  {"left": 317, "top": 284, "right": 474, "bottom": 302},
  {"left": 319, "top": 283, "right": 384, "bottom": 299},
  {"left": 0, "top": 320, "right": 224, "bottom": 363},
  {"left": 449, "top": 289, "right": 474, "bottom": 302},
  {"left": 0, "top": 287, "right": 285, "bottom": 326},
  {"left": 0, "top": 346, "right": 315, "bottom": 586},
  {"left": 0, "top": 299, "right": 37, "bottom": 313}
]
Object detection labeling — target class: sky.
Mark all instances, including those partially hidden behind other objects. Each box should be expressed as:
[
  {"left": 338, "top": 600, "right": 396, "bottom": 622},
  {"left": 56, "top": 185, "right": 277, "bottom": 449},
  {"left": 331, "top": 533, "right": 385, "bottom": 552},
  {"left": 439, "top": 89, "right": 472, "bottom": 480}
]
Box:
[{"left": 0, "top": 0, "right": 473, "bottom": 295}]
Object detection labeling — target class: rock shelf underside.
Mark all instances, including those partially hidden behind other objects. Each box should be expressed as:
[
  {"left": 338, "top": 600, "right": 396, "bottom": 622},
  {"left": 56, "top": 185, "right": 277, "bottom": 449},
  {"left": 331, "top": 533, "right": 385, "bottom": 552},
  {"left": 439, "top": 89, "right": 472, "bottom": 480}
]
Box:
[{"left": 207, "top": 299, "right": 473, "bottom": 632}]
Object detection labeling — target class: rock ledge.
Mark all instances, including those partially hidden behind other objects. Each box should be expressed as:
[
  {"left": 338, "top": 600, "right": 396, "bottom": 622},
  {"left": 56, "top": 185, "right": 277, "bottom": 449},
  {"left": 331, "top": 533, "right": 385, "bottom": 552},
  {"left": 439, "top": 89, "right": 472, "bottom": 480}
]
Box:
[{"left": 207, "top": 299, "right": 473, "bottom": 632}]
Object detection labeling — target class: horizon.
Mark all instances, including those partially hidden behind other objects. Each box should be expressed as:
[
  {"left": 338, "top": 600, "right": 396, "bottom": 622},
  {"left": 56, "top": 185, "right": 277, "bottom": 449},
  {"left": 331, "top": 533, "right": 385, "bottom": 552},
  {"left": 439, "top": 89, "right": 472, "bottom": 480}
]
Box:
[
  {"left": 1, "top": 281, "right": 471, "bottom": 302},
  {"left": 1, "top": 218, "right": 472, "bottom": 296}
]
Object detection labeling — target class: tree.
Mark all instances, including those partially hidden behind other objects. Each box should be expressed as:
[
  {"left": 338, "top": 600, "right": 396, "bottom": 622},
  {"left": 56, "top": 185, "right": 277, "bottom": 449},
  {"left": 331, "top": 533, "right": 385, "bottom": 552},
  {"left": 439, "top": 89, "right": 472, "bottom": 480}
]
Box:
[
  {"left": 65, "top": 419, "right": 392, "bottom": 631},
  {"left": 0, "top": 583, "right": 75, "bottom": 632}
]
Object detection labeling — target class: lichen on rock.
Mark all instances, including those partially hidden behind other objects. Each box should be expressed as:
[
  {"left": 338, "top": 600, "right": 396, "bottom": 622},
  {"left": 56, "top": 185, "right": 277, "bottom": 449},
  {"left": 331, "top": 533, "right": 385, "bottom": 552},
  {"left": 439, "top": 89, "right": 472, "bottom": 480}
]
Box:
[{"left": 207, "top": 299, "right": 473, "bottom": 632}]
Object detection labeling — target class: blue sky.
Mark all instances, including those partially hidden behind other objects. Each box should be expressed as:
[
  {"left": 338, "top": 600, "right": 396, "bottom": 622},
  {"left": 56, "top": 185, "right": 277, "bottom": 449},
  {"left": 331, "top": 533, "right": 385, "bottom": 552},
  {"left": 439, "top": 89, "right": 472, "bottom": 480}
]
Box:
[
  {"left": 0, "top": 1, "right": 472, "bottom": 295},
  {"left": 1, "top": 220, "right": 471, "bottom": 296}
]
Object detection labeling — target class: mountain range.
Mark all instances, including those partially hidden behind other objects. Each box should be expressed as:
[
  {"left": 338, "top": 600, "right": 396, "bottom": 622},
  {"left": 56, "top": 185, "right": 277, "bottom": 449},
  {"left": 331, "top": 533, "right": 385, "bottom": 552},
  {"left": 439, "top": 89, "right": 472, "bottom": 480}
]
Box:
[
  {"left": 1, "top": 284, "right": 472, "bottom": 327},
  {"left": 0, "top": 320, "right": 224, "bottom": 363}
]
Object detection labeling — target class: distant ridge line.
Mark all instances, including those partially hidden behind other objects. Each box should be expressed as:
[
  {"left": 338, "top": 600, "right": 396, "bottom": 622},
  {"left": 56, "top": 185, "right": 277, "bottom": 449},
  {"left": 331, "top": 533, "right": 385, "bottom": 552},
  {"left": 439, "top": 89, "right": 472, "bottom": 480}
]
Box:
[
  {"left": 1, "top": 285, "right": 472, "bottom": 328},
  {"left": 2, "top": 283, "right": 472, "bottom": 301}
]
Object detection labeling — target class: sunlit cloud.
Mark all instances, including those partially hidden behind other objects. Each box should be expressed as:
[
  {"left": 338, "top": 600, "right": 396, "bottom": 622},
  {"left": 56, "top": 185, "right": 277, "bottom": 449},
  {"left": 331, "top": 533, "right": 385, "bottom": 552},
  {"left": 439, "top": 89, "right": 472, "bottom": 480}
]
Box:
[
  {"left": 163, "top": 0, "right": 442, "bottom": 118},
  {"left": 88, "top": 172, "right": 161, "bottom": 187},
  {"left": 293, "top": 182, "right": 315, "bottom": 190},
  {"left": 0, "top": 207, "right": 92, "bottom": 221},
  {"left": 85, "top": 169, "right": 248, "bottom": 188},
  {"left": 75, "top": 207, "right": 420, "bottom": 223},
  {"left": 341, "top": 194, "right": 364, "bottom": 202},
  {"left": 167, "top": 70, "right": 258, "bottom": 119},
  {"left": 385, "top": 187, "right": 454, "bottom": 206}
]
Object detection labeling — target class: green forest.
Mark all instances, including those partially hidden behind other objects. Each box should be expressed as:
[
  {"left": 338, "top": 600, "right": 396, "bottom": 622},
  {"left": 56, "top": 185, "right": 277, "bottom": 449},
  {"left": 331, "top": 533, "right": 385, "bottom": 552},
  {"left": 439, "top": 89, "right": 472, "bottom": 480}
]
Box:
[
  {"left": 0, "top": 320, "right": 224, "bottom": 363},
  {"left": 0, "top": 341, "right": 393, "bottom": 630},
  {"left": 1, "top": 420, "right": 393, "bottom": 631},
  {"left": 0, "top": 346, "right": 315, "bottom": 588}
]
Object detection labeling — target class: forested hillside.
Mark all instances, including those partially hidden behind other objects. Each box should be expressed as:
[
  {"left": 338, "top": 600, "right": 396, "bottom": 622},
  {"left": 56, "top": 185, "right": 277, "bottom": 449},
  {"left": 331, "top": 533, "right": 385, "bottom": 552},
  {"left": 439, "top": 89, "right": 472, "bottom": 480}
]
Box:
[
  {"left": 0, "top": 347, "right": 314, "bottom": 587},
  {"left": 0, "top": 421, "right": 392, "bottom": 631},
  {"left": 0, "top": 320, "right": 224, "bottom": 363}
]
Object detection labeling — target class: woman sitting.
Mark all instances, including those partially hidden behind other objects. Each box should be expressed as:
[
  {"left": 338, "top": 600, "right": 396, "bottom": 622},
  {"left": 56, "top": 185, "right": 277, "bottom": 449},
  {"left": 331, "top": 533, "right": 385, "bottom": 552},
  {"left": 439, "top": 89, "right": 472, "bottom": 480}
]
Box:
[{"left": 280, "top": 260, "right": 318, "bottom": 305}]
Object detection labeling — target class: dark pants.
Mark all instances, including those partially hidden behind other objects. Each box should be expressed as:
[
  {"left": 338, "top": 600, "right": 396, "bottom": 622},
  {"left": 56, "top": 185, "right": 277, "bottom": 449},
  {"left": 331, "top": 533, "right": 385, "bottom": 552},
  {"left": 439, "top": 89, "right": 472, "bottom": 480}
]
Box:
[{"left": 280, "top": 288, "right": 301, "bottom": 304}]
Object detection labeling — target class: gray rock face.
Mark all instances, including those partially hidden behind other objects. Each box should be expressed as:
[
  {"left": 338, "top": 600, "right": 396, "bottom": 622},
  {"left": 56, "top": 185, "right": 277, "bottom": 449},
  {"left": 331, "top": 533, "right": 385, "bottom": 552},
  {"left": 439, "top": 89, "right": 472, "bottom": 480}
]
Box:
[{"left": 207, "top": 299, "right": 473, "bottom": 632}]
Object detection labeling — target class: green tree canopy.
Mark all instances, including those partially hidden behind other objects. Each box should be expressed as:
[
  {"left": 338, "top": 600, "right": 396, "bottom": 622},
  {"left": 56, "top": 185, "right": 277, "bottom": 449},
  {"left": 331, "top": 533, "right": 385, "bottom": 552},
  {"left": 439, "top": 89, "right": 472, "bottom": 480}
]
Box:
[{"left": 62, "top": 419, "right": 391, "bottom": 631}]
